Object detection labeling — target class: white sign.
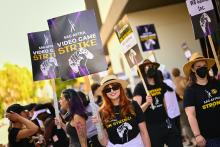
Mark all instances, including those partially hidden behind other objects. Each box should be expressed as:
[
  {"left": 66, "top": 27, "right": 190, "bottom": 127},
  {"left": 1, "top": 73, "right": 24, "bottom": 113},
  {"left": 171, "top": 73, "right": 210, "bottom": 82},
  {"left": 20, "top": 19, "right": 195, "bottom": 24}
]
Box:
[
  {"left": 120, "top": 33, "right": 137, "bottom": 53},
  {"left": 186, "top": 0, "right": 214, "bottom": 16}
]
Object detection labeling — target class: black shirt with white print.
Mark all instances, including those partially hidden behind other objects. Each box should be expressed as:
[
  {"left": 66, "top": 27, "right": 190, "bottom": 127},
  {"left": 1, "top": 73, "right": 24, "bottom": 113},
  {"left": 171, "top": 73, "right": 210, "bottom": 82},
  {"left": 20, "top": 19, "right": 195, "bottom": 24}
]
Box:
[
  {"left": 133, "top": 82, "right": 170, "bottom": 125},
  {"left": 102, "top": 100, "right": 144, "bottom": 145},
  {"left": 184, "top": 79, "right": 220, "bottom": 139}
]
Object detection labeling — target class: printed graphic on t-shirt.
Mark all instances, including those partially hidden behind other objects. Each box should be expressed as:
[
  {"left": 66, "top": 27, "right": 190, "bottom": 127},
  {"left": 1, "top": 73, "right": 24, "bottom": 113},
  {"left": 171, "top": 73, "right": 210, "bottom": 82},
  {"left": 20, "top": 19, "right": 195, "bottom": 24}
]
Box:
[
  {"left": 149, "top": 88, "right": 163, "bottom": 109},
  {"left": 117, "top": 122, "right": 133, "bottom": 142},
  {"left": 106, "top": 116, "right": 132, "bottom": 128},
  {"left": 202, "top": 88, "right": 220, "bottom": 110}
]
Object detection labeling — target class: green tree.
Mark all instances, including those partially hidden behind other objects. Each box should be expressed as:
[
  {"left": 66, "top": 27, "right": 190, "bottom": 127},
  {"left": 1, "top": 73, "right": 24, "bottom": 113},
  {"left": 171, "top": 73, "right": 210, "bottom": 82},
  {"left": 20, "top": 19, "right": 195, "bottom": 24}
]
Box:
[
  {"left": 0, "top": 63, "right": 46, "bottom": 118},
  {"left": 55, "top": 78, "right": 76, "bottom": 99}
]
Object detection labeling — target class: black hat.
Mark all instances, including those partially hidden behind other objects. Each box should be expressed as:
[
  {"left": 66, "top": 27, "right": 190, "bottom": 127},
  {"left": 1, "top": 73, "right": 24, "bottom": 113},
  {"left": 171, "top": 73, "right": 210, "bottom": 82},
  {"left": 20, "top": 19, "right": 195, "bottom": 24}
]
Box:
[{"left": 6, "top": 104, "right": 25, "bottom": 114}]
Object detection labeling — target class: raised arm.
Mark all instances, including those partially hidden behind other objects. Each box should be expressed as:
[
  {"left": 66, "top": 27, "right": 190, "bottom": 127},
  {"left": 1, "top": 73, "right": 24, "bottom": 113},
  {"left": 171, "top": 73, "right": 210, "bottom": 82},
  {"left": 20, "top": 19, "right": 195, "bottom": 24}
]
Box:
[
  {"left": 91, "top": 115, "right": 109, "bottom": 146},
  {"left": 7, "top": 112, "right": 38, "bottom": 141},
  {"left": 133, "top": 95, "right": 152, "bottom": 112}
]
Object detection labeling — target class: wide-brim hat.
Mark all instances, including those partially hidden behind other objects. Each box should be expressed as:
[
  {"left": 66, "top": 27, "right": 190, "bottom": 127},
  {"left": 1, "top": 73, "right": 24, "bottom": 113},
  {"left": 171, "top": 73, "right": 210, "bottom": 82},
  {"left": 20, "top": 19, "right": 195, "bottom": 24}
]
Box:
[
  {"left": 142, "top": 59, "right": 160, "bottom": 68},
  {"left": 183, "top": 52, "right": 215, "bottom": 77},
  {"left": 96, "top": 75, "right": 128, "bottom": 95}
]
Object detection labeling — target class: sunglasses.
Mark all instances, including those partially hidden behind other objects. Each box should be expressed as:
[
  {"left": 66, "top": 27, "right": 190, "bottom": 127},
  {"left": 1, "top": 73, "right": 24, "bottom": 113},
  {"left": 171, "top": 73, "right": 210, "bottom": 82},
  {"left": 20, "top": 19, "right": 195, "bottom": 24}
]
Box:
[{"left": 103, "top": 83, "right": 120, "bottom": 93}]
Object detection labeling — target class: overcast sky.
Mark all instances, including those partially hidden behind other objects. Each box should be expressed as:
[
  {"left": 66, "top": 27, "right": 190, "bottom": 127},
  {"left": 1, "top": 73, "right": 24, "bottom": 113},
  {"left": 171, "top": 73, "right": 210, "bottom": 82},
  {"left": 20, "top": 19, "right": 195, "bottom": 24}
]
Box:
[{"left": 0, "top": 0, "right": 85, "bottom": 70}]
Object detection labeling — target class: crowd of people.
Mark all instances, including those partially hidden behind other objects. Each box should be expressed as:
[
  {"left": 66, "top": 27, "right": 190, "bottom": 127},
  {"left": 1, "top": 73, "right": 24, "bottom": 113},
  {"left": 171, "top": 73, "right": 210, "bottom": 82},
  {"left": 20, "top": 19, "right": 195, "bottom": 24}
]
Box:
[{"left": 5, "top": 52, "right": 220, "bottom": 147}]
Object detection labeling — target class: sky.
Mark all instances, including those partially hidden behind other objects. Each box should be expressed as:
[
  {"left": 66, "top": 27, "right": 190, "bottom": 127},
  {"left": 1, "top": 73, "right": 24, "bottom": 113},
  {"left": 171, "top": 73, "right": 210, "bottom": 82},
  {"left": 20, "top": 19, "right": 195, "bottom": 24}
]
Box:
[{"left": 0, "top": 0, "right": 85, "bottom": 70}]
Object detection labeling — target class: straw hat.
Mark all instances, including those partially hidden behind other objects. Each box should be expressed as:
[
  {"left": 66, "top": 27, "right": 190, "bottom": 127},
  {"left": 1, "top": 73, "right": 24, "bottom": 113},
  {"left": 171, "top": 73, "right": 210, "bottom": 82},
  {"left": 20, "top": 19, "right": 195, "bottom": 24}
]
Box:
[
  {"left": 96, "top": 75, "right": 128, "bottom": 95},
  {"left": 142, "top": 59, "right": 160, "bottom": 68},
  {"left": 183, "top": 52, "right": 215, "bottom": 77}
]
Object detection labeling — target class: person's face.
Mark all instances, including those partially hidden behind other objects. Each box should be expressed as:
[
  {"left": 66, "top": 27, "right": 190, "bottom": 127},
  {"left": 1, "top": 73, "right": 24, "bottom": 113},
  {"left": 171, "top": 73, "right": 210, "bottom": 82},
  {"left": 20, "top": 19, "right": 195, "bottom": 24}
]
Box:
[
  {"left": 59, "top": 93, "right": 69, "bottom": 111},
  {"left": 145, "top": 64, "right": 157, "bottom": 79},
  {"left": 103, "top": 83, "right": 121, "bottom": 100},
  {"left": 192, "top": 60, "right": 207, "bottom": 72},
  {"left": 20, "top": 111, "right": 28, "bottom": 118}
]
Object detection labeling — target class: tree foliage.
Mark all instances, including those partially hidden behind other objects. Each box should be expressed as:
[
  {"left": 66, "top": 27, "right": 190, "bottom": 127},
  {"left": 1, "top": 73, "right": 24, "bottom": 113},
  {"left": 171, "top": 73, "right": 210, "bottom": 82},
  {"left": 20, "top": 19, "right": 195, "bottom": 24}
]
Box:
[{"left": 0, "top": 63, "right": 46, "bottom": 118}]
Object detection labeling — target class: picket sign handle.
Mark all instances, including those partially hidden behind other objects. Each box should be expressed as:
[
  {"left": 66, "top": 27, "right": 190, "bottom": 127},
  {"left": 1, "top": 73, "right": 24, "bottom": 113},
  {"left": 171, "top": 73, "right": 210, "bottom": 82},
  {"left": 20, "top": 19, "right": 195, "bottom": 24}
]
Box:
[
  {"left": 51, "top": 79, "right": 61, "bottom": 129},
  {"left": 136, "top": 65, "right": 155, "bottom": 110},
  {"left": 85, "top": 75, "right": 104, "bottom": 139},
  {"left": 208, "top": 35, "right": 220, "bottom": 73}
]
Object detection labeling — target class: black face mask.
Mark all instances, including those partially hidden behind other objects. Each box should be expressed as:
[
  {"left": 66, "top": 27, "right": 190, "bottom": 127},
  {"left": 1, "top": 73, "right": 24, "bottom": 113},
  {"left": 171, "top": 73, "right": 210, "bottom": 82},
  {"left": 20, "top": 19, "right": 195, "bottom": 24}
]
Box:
[
  {"left": 146, "top": 67, "right": 157, "bottom": 78},
  {"left": 196, "top": 66, "right": 208, "bottom": 78}
]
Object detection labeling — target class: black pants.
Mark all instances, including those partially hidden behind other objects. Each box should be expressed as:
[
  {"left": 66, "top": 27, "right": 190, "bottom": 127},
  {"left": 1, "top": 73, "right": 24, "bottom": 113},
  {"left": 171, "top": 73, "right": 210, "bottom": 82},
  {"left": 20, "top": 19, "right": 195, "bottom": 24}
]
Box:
[
  {"left": 147, "top": 121, "right": 183, "bottom": 147},
  {"left": 171, "top": 116, "right": 181, "bottom": 135},
  {"left": 87, "top": 134, "right": 103, "bottom": 147}
]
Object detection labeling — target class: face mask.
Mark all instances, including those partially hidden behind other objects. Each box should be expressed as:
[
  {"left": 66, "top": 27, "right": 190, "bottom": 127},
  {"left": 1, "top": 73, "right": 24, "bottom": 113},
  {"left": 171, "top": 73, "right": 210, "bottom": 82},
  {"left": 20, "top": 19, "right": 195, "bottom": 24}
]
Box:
[
  {"left": 196, "top": 66, "right": 208, "bottom": 78},
  {"left": 146, "top": 67, "right": 157, "bottom": 78}
]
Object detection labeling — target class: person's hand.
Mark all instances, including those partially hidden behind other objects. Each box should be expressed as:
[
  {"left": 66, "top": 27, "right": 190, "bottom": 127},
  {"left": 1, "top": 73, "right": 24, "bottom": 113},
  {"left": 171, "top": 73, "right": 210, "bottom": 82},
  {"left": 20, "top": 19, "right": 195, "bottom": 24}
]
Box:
[
  {"left": 54, "top": 117, "right": 65, "bottom": 128},
  {"left": 145, "top": 95, "right": 153, "bottom": 106},
  {"left": 195, "top": 135, "right": 206, "bottom": 147},
  {"left": 6, "top": 111, "right": 21, "bottom": 122},
  {"left": 91, "top": 115, "right": 101, "bottom": 124}
]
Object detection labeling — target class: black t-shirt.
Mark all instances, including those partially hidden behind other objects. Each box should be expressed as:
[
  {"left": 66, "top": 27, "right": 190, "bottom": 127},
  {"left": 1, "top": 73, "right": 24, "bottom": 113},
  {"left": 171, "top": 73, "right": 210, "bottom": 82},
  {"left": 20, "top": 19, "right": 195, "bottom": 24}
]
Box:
[
  {"left": 184, "top": 79, "right": 220, "bottom": 139},
  {"left": 133, "top": 82, "right": 168, "bottom": 125},
  {"left": 102, "top": 101, "right": 144, "bottom": 145},
  {"left": 8, "top": 128, "right": 35, "bottom": 147}
]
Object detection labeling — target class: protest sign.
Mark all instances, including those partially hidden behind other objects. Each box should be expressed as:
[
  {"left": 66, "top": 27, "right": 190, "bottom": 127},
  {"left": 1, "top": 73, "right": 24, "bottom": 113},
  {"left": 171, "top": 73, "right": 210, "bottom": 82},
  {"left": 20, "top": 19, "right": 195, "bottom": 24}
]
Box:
[
  {"left": 48, "top": 9, "right": 108, "bottom": 80},
  {"left": 186, "top": 0, "right": 218, "bottom": 39},
  {"left": 137, "top": 24, "right": 160, "bottom": 52},
  {"left": 114, "top": 17, "right": 143, "bottom": 68},
  {"left": 28, "top": 30, "right": 59, "bottom": 81}
]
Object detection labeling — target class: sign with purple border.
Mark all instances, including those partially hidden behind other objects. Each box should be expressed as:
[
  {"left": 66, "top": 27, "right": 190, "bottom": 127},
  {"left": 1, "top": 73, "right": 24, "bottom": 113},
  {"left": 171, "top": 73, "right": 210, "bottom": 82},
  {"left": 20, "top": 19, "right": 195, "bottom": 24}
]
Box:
[
  {"left": 28, "top": 30, "right": 59, "bottom": 81},
  {"left": 48, "top": 9, "right": 107, "bottom": 81}
]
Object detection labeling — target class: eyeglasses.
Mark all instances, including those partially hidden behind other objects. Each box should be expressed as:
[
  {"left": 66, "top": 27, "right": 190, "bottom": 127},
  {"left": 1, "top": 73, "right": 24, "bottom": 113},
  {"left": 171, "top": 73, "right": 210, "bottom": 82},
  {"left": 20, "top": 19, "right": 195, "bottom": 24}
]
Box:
[{"left": 103, "top": 83, "right": 120, "bottom": 93}]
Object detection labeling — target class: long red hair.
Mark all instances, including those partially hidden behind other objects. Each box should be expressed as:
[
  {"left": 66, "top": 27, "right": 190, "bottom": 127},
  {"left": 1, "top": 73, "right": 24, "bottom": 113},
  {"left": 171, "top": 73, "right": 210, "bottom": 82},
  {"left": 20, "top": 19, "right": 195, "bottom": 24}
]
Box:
[{"left": 99, "top": 83, "right": 135, "bottom": 125}]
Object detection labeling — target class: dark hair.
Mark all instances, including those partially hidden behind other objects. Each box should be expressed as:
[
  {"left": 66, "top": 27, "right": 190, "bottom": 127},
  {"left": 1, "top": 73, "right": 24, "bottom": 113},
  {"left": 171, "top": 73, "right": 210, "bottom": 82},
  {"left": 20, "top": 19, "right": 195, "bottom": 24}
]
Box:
[
  {"left": 188, "top": 63, "right": 213, "bottom": 86},
  {"left": 6, "top": 104, "right": 25, "bottom": 114},
  {"left": 139, "top": 64, "right": 163, "bottom": 85},
  {"left": 78, "top": 91, "right": 90, "bottom": 107},
  {"left": 91, "top": 83, "right": 100, "bottom": 95},
  {"left": 172, "top": 68, "right": 181, "bottom": 77},
  {"left": 62, "top": 89, "right": 87, "bottom": 120},
  {"left": 24, "top": 103, "right": 37, "bottom": 111}
]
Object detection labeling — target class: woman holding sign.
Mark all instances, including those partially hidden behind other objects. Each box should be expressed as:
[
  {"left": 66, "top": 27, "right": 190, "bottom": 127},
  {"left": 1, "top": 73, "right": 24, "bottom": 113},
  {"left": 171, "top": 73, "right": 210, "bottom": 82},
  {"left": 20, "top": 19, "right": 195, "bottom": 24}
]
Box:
[
  {"left": 133, "top": 59, "right": 183, "bottom": 147},
  {"left": 183, "top": 52, "right": 220, "bottom": 146},
  {"left": 92, "top": 75, "right": 151, "bottom": 147},
  {"left": 59, "top": 88, "right": 88, "bottom": 147}
]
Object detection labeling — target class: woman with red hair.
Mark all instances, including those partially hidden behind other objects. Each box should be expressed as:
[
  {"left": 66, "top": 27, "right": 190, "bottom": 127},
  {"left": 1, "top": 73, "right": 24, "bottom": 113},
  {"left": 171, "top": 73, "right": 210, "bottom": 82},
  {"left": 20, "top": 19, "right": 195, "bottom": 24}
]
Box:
[{"left": 92, "top": 75, "right": 151, "bottom": 147}]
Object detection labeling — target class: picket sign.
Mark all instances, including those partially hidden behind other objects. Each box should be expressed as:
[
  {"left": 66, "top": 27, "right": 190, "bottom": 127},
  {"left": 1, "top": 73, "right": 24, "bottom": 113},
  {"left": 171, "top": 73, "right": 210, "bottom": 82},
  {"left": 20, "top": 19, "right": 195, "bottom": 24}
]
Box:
[
  {"left": 136, "top": 65, "right": 155, "bottom": 110},
  {"left": 208, "top": 35, "right": 220, "bottom": 73},
  {"left": 85, "top": 75, "right": 104, "bottom": 139},
  {"left": 121, "top": 52, "right": 155, "bottom": 110},
  {"left": 51, "top": 79, "right": 61, "bottom": 129}
]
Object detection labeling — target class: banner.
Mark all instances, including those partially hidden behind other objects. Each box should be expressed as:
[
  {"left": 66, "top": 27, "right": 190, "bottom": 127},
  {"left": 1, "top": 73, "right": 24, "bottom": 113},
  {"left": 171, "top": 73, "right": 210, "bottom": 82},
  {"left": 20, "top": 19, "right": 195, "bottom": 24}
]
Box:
[
  {"left": 186, "top": 0, "right": 218, "bottom": 39},
  {"left": 28, "top": 30, "right": 59, "bottom": 81},
  {"left": 137, "top": 24, "right": 160, "bottom": 52},
  {"left": 48, "top": 9, "right": 108, "bottom": 80},
  {"left": 114, "top": 17, "right": 143, "bottom": 68}
]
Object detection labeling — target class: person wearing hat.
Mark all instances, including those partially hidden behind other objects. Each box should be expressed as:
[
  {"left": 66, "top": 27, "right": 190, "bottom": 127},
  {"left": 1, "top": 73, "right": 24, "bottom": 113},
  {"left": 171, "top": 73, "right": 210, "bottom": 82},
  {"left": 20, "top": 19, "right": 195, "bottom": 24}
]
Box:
[
  {"left": 92, "top": 75, "right": 151, "bottom": 147},
  {"left": 183, "top": 52, "right": 220, "bottom": 146},
  {"left": 133, "top": 59, "right": 183, "bottom": 147},
  {"left": 6, "top": 104, "right": 38, "bottom": 147},
  {"left": 59, "top": 88, "right": 88, "bottom": 147}
]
